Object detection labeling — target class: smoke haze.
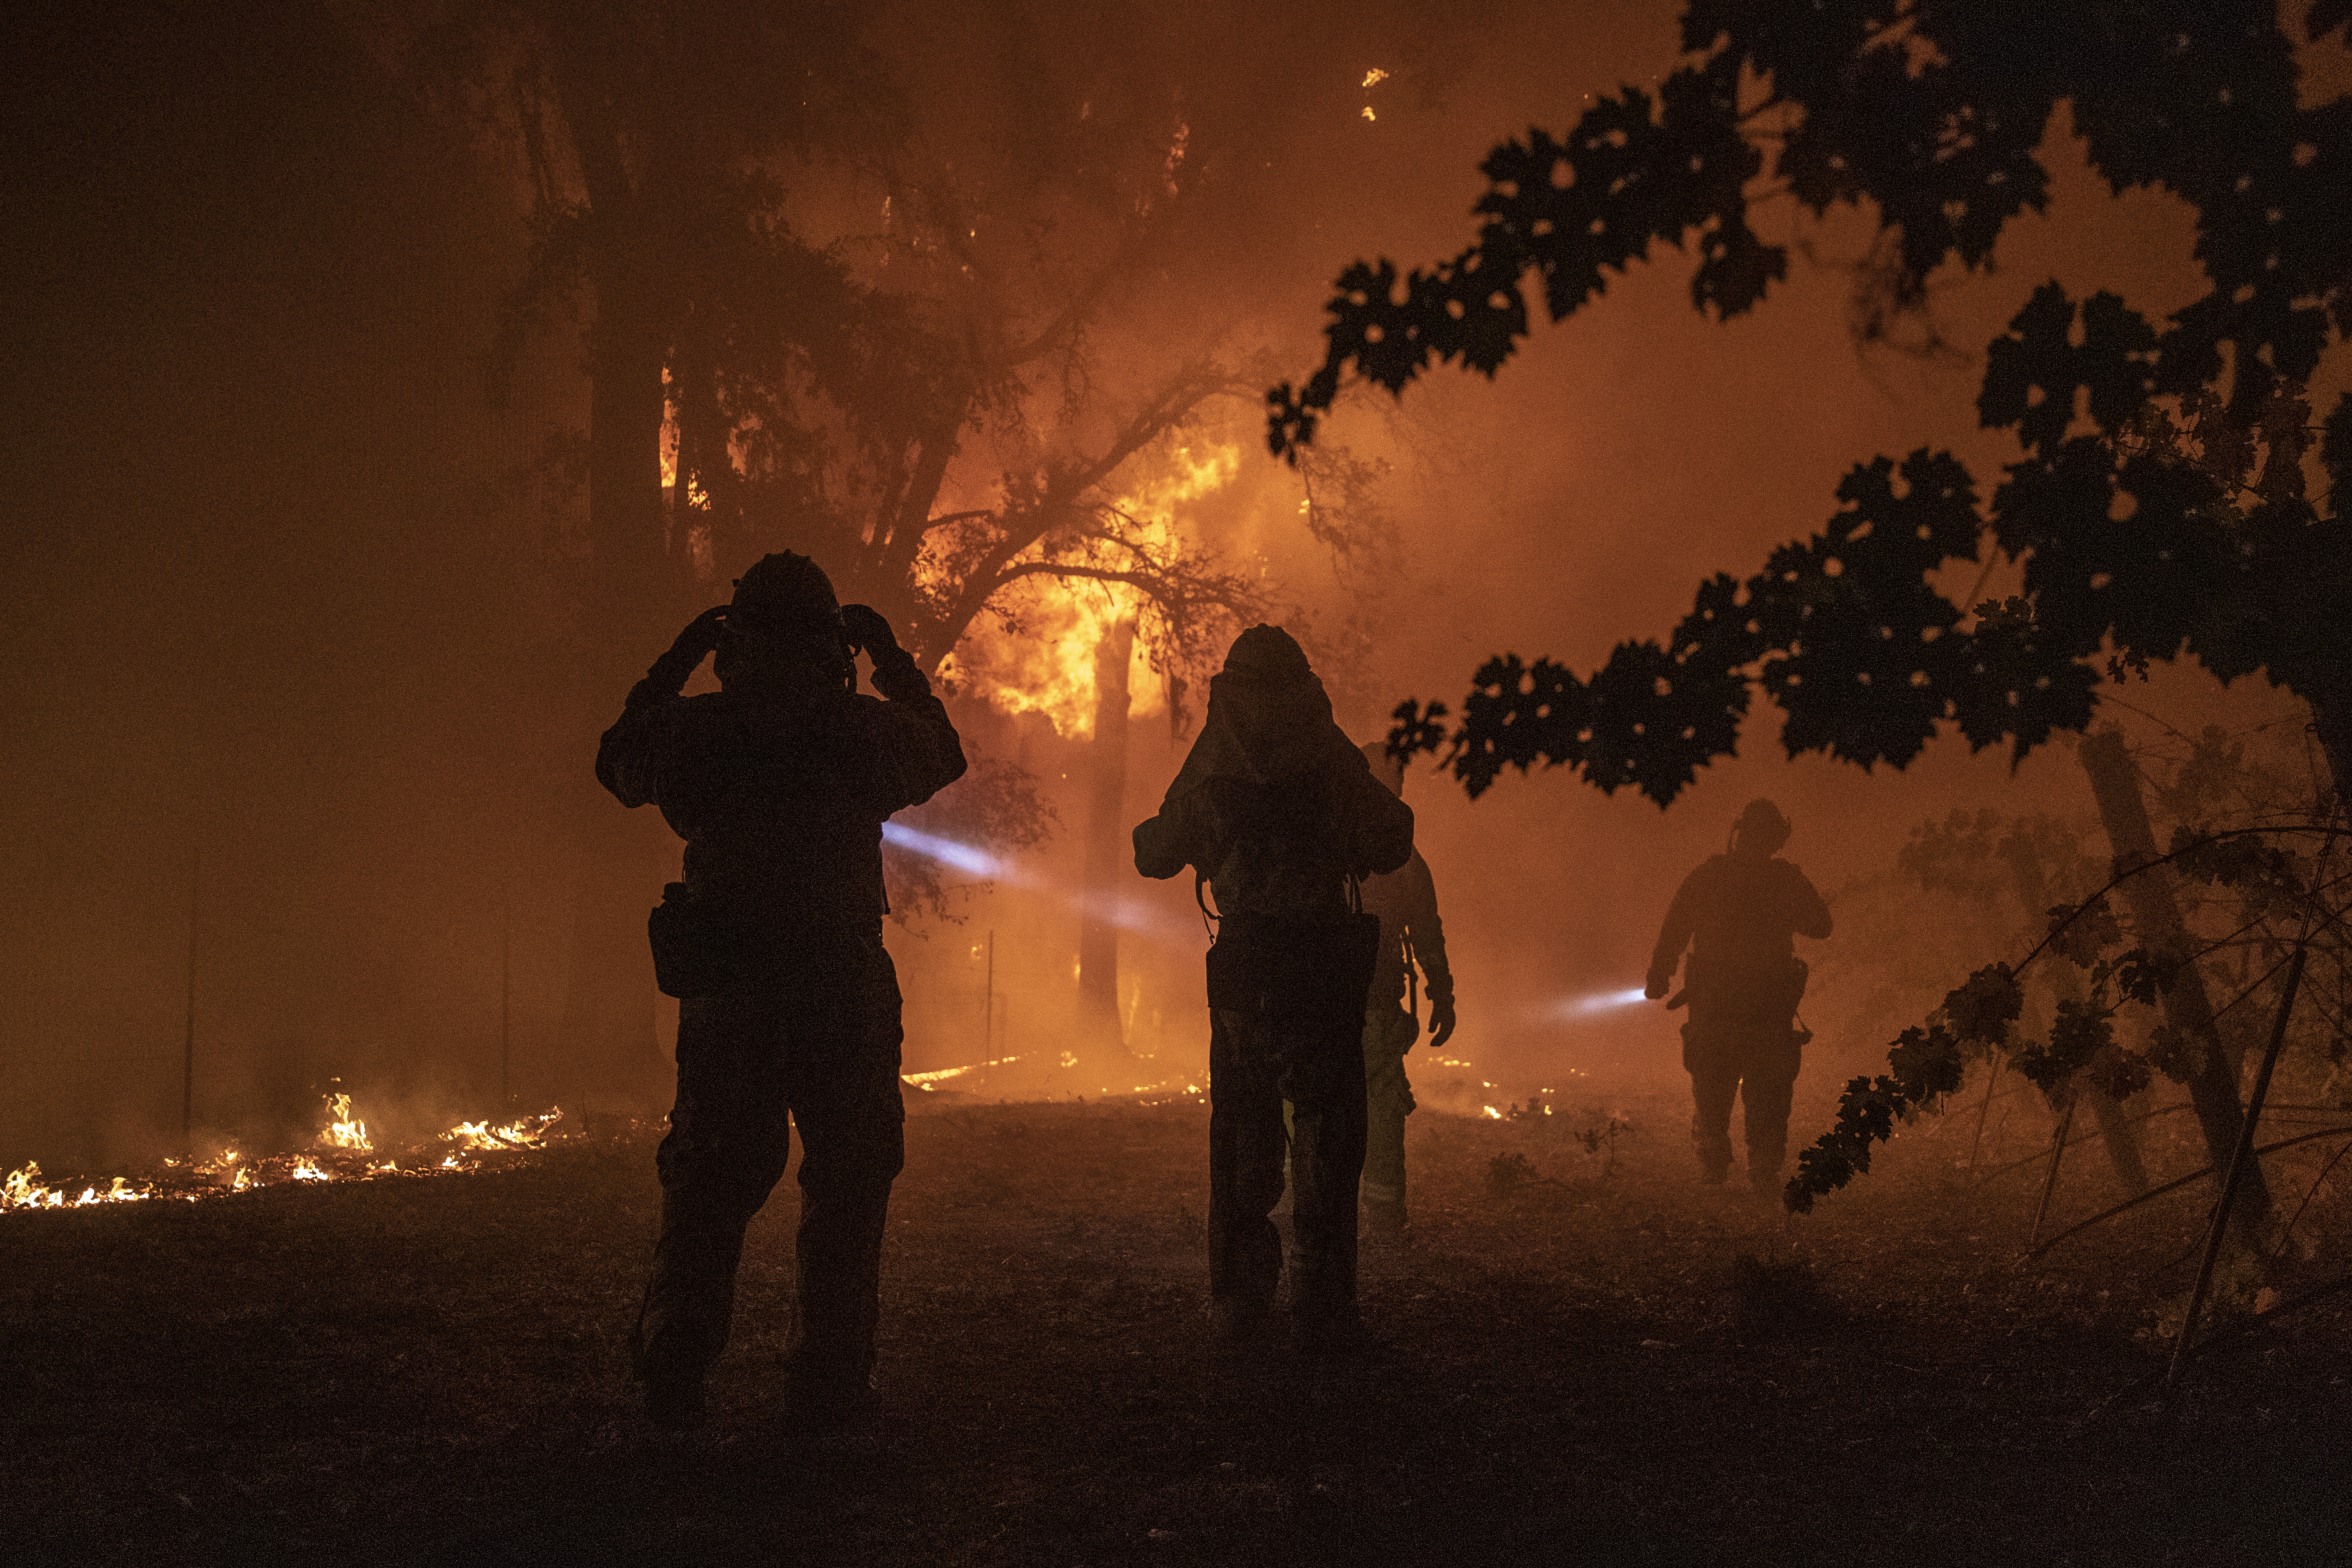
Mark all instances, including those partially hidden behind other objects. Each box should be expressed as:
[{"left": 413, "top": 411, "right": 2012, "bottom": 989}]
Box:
[{"left": 6, "top": 0, "right": 2345, "bottom": 1171}]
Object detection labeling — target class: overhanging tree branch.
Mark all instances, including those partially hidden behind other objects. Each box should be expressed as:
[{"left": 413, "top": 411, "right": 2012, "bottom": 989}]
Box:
[{"left": 1290, "top": 3, "right": 2352, "bottom": 806}]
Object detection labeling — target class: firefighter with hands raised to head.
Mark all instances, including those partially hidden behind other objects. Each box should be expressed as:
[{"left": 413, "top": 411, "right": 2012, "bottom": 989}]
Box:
[
  {"left": 1645, "top": 798, "right": 1832, "bottom": 1196},
  {"left": 595, "top": 551, "right": 966, "bottom": 1437},
  {"left": 1132, "top": 625, "right": 1414, "bottom": 1355}
]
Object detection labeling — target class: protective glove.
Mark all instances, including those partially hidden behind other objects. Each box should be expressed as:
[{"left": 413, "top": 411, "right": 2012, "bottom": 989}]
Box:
[
  {"left": 839, "top": 604, "right": 902, "bottom": 659},
  {"left": 840, "top": 603, "right": 931, "bottom": 700},
  {"left": 1644, "top": 969, "right": 1674, "bottom": 1001},
  {"left": 1426, "top": 996, "right": 1457, "bottom": 1050},
  {"left": 644, "top": 606, "right": 729, "bottom": 695}
]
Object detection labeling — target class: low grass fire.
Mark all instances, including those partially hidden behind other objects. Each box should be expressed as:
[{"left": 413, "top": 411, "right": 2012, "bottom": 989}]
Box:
[{"left": 0, "top": 1091, "right": 569, "bottom": 1214}]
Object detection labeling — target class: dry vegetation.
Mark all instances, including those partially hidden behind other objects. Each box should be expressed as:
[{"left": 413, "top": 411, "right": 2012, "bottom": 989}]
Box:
[{"left": 4, "top": 1074, "right": 2347, "bottom": 1567}]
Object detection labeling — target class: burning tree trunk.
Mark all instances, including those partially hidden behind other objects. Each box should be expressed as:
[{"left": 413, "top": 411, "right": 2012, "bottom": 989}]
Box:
[
  {"left": 1073, "top": 617, "right": 1138, "bottom": 1075},
  {"left": 2076, "top": 729, "right": 2272, "bottom": 1238}
]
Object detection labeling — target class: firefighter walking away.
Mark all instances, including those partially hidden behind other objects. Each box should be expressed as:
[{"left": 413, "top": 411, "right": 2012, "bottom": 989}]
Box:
[
  {"left": 1645, "top": 799, "right": 1831, "bottom": 1196},
  {"left": 1132, "top": 626, "right": 1413, "bottom": 1354}
]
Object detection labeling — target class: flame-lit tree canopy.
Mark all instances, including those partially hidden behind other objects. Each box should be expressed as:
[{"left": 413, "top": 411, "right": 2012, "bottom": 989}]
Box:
[
  {"left": 354, "top": 0, "right": 1430, "bottom": 1094},
  {"left": 372, "top": 0, "right": 1429, "bottom": 1010},
  {"left": 1270, "top": 0, "right": 2352, "bottom": 806},
  {"left": 400, "top": 0, "right": 1359, "bottom": 695}
]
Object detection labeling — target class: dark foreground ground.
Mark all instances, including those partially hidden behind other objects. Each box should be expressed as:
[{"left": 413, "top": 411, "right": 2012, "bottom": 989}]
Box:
[{"left": 4, "top": 1075, "right": 2348, "bottom": 1568}]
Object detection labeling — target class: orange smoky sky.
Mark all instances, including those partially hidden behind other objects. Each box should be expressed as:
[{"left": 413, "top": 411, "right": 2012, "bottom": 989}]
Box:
[{"left": 4, "top": 0, "right": 2346, "bottom": 1167}]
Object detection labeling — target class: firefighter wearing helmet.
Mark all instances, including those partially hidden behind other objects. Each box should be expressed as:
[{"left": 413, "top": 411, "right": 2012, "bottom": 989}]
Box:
[
  {"left": 595, "top": 551, "right": 966, "bottom": 1434},
  {"left": 1644, "top": 798, "right": 1832, "bottom": 1194}
]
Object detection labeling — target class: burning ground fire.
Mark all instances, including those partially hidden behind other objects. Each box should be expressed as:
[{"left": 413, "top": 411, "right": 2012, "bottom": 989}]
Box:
[
  {"left": 4, "top": 1061, "right": 1212, "bottom": 1214},
  {"left": 0, "top": 1090, "right": 566, "bottom": 1214},
  {"left": 901, "top": 1055, "right": 1207, "bottom": 1105}
]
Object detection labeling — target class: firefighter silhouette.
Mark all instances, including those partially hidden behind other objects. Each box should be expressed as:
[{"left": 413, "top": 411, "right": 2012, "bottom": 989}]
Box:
[
  {"left": 1348, "top": 742, "right": 1454, "bottom": 1230},
  {"left": 1132, "top": 626, "right": 1413, "bottom": 1351},
  {"left": 596, "top": 551, "right": 966, "bottom": 1432},
  {"left": 1645, "top": 799, "right": 1832, "bottom": 1192}
]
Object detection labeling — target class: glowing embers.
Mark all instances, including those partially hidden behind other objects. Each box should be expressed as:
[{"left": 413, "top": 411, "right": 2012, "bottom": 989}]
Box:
[
  {"left": 1, "top": 1091, "right": 572, "bottom": 1217},
  {"left": 900, "top": 1057, "right": 1021, "bottom": 1092},
  {"left": 896, "top": 1054, "right": 1205, "bottom": 1105},
  {"left": 1484, "top": 1088, "right": 1587, "bottom": 1125}
]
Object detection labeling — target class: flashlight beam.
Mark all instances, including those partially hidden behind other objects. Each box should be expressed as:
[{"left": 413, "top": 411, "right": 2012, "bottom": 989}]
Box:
[
  {"left": 881, "top": 823, "right": 1003, "bottom": 878},
  {"left": 1548, "top": 986, "right": 1651, "bottom": 1021},
  {"left": 876, "top": 827, "right": 1216, "bottom": 944}
]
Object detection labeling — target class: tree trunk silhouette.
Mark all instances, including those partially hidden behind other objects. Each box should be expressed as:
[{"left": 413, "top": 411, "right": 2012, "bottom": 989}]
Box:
[
  {"left": 2310, "top": 692, "right": 2352, "bottom": 820},
  {"left": 554, "top": 243, "right": 685, "bottom": 1110},
  {"left": 1074, "top": 618, "right": 1138, "bottom": 1078},
  {"left": 2077, "top": 728, "right": 2271, "bottom": 1239},
  {"left": 2000, "top": 829, "right": 2149, "bottom": 1196}
]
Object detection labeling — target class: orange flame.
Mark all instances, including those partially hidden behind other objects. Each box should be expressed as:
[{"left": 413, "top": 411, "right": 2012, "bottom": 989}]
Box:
[
  {"left": 2, "top": 1094, "right": 575, "bottom": 1217},
  {"left": 938, "top": 441, "right": 1240, "bottom": 737},
  {"left": 316, "top": 1092, "right": 372, "bottom": 1153},
  {"left": 441, "top": 1110, "right": 563, "bottom": 1152},
  {"left": 0, "top": 1163, "right": 156, "bottom": 1210}
]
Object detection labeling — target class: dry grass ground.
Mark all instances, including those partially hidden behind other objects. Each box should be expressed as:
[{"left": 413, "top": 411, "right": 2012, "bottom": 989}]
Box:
[{"left": 3, "top": 1072, "right": 2348, "bottom": 1567}]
